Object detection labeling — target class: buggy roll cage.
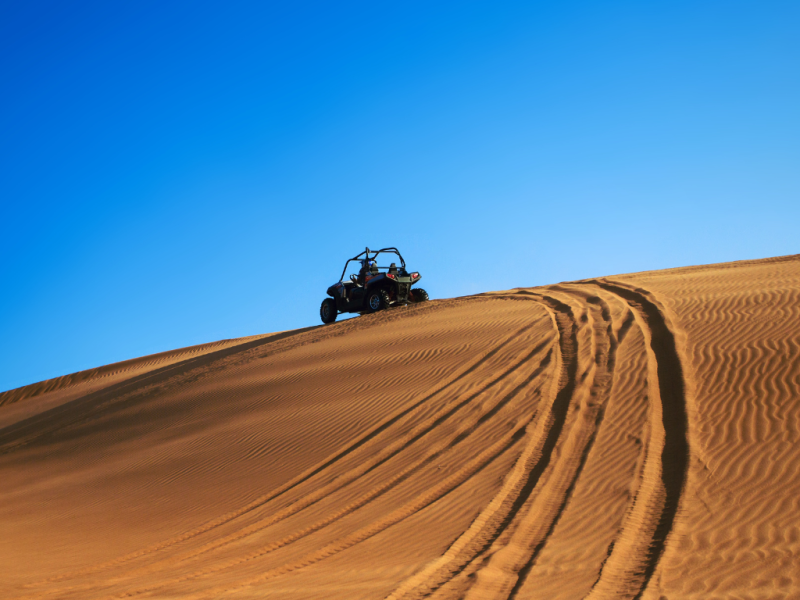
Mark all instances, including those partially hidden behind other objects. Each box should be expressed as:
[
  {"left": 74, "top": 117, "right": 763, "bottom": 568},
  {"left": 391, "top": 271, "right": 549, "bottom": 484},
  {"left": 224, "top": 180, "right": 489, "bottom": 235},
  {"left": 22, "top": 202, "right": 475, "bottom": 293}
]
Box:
[{"left": 339, "top": 247, "right": 407, "bottom": 282}]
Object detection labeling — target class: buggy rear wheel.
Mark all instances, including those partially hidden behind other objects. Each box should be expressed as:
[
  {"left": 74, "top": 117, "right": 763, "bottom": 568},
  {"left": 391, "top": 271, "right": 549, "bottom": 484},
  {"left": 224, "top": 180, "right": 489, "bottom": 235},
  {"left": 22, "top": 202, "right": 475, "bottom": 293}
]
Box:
[
  {"left": 366, "top": 289, "right": 389, "bottom": 313},
  {"left": 410, "top": 288, "right": 429, "bottom": 303}
]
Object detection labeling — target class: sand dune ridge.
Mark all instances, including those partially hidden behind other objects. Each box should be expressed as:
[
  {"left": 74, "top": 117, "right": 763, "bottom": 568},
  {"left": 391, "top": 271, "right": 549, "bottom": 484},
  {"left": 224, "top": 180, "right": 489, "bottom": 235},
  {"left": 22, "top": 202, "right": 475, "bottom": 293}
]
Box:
[{"left": 1, "top": 255, "right": 798, "bottom": 599}]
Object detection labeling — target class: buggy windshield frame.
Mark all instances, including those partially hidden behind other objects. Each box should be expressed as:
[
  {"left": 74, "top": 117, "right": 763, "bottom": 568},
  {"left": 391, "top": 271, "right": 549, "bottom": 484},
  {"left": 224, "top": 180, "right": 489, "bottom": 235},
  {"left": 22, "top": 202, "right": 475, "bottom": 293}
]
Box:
[{"left": 339, "top": 247, "right": 406, "bottom": 282}]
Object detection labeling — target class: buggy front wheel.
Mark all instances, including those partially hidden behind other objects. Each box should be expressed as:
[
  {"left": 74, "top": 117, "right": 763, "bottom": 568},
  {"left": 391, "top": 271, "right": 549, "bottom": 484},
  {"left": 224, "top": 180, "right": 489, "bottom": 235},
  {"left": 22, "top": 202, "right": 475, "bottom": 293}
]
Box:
[{"left": 320, "top": 298, "right": 337, "bottom": 324}]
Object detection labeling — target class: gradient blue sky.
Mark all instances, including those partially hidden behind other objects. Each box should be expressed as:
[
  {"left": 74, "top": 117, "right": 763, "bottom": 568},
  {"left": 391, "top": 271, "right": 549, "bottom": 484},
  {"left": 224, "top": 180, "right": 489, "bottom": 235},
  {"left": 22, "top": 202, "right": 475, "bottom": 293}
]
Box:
[{"left": 2, "top": 0, "right": 798, "bottom": 392}]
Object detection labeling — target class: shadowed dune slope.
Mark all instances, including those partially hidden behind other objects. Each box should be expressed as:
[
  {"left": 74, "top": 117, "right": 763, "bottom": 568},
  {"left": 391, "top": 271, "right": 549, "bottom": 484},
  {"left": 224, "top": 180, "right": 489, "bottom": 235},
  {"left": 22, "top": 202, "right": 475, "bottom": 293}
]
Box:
[{"left": 1, "top": 255, "right": 798, "bottom": 600}]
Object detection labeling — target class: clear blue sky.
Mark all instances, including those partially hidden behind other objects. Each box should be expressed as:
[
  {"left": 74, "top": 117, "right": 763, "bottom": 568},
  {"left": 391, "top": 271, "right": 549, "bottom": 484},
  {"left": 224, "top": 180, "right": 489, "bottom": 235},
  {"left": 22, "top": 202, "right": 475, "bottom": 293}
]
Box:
[{"left": 2, "top": 0, "right": 798, "bottom": 392}]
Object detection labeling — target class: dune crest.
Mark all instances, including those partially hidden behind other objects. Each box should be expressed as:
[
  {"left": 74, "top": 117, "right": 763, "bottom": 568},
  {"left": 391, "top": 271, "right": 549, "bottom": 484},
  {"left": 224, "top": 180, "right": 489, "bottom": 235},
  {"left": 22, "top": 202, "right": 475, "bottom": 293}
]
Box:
[{"left": 1, "top": 255, "right": 798, "bottom": 599}]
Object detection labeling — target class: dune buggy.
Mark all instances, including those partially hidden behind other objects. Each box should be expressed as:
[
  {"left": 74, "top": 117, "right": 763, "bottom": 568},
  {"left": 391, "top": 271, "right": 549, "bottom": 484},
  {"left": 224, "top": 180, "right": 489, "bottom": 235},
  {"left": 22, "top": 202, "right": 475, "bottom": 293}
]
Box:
[{"left": 320, "top": 247, "right": 428, "bottom": 324}]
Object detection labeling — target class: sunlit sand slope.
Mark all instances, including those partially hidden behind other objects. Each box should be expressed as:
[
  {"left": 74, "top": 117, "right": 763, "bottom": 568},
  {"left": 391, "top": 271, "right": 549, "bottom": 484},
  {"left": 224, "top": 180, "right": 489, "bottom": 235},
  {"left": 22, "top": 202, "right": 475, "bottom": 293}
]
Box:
[{"left": 1, "top": 255, "right": 798, "bottom": 599}]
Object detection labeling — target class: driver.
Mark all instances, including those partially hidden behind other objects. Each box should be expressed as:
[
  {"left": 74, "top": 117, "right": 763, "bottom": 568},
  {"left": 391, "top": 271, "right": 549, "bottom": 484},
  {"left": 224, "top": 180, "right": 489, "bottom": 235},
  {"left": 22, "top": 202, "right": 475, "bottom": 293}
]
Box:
[
  {"left": 342, "top": 260, "right": 369, "bottom": 302},
  {"left": 357, "top": 260, "right": 371, "bottom": 286}
]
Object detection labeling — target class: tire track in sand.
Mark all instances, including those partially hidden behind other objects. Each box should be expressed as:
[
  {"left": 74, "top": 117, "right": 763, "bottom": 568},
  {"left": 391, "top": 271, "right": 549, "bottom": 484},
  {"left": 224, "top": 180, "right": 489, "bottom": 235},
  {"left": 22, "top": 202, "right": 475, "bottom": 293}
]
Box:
[
  {"left": 387, "top": 281, "right": 689, "bottom": 600},
  {"left": 386, "top": 294, "right": 581, "bottom": 600},
  {"left": 455, "top": 290, "right": 615, "bottom": 600},
  {"left": 582, "top": 279, "right": 689, "bottom": 600},
  {"left": 503, "top": 287, "right": 619, "bottom": 599}
]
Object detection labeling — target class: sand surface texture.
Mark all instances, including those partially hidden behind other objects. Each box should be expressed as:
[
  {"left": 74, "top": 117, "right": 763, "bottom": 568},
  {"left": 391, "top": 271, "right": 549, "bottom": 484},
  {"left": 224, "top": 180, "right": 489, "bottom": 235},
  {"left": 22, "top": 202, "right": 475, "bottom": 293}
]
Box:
[{"left": 1, "top": 255, "right": 798, "bottom": 599}]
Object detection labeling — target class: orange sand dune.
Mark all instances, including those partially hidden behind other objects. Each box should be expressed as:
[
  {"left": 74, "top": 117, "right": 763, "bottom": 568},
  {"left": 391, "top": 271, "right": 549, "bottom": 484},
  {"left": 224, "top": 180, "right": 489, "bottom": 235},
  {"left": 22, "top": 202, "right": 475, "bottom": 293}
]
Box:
[{"left": 1, "top": 255, "right": 798, "bottom": 599}]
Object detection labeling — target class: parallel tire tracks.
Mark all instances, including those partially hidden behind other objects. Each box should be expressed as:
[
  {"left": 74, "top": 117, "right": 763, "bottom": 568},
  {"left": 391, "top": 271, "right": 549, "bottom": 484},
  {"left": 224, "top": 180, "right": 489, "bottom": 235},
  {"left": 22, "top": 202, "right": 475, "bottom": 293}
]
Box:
[
  {"left": 384, "top": 295, "right": 581, "bottom": 600},
  {"left": 387, "top": 281, "right": 690, "bottom": 600},
  {"left": 582, "top": 280, "right": 690, "bottom": 600}
]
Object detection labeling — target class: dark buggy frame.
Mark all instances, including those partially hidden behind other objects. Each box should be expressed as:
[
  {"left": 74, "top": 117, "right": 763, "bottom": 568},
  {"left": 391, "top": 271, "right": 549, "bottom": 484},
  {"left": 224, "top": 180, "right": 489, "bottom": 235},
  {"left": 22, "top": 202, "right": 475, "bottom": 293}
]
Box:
[{"left": 320, "top": 247, "right": 428, "bottom": 323}]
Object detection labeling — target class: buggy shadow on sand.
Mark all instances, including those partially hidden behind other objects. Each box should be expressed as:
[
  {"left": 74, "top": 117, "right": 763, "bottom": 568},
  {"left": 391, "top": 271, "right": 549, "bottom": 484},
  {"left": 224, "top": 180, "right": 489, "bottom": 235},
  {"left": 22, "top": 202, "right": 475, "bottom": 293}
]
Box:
[{"left": 320, "top": 247, "right": 428, "bottom": 324}]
